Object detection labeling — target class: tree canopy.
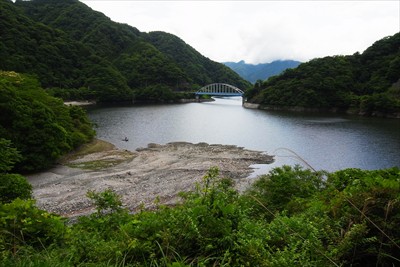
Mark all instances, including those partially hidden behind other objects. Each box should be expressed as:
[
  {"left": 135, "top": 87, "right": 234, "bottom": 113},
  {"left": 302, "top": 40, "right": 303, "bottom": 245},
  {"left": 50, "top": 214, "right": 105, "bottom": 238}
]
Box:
[
  {"left": 0, "top": 0, "right": 250, "bottom": 103},
  {"left": 0, "top": 71, "right": 95, "bottom": 172},
  {"left": 246, "top": 33, "right": 400, "bottom": 117}
]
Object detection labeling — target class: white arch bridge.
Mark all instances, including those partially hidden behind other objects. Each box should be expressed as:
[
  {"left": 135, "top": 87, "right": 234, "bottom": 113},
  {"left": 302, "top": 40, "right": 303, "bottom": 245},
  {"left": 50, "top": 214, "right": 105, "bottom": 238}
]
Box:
[{"left": 195, "top": 83, "right": 244, "bottom": 97}]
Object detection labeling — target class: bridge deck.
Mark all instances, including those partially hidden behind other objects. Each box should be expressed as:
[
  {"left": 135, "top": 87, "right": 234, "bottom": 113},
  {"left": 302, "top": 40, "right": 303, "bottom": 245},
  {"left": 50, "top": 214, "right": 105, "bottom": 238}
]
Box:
[{"left": 195, "top": 92, "right": 243, "bottom": 96}]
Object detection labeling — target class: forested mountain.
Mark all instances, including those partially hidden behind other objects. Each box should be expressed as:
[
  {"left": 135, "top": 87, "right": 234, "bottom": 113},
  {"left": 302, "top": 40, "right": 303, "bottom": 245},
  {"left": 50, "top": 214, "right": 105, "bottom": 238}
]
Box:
[
  {"left": 0, "top": 71, "right": 95, "bottom": 172},
  {"left": 224, "top": 60, "right": 301, "bottom": 83},
  {"left": 146, "top": 32, "right": 250, "bottom": 89},
  {"left": 1, "top": 0, "right": 250, "bottom": 103},
  {"left": 246, "top": 33, "right": 400, "bottom": 117}
]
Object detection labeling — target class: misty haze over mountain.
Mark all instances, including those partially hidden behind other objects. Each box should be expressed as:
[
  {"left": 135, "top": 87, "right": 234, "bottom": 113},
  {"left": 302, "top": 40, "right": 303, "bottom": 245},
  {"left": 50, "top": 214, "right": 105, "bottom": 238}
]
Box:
[{"left": 224, "top": 60, "right": 301, "bottom": 83}]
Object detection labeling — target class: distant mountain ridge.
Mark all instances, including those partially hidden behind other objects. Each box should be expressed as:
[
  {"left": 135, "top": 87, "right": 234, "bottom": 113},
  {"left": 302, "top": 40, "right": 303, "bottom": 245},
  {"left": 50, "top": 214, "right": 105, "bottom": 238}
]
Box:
[{"left": 223, "top": 60, "right": 301, "bottom": 83}]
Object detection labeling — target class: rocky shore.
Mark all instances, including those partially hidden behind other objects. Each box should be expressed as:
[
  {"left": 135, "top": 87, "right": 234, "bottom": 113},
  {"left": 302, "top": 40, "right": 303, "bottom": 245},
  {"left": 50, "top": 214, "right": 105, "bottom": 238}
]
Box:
[
  {"left": 27, "top": 140, "right": 274, "bottom": 219},
  {"left": 243, "top": 101, "right": 400, "bottom": 118}
]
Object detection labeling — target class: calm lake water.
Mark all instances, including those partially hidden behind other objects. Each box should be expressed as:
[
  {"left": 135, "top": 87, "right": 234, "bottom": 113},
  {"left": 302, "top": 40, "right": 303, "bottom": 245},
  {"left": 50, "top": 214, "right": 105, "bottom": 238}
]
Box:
[{"left": 88, "top": 97, "right": 400, "bottom": 172}]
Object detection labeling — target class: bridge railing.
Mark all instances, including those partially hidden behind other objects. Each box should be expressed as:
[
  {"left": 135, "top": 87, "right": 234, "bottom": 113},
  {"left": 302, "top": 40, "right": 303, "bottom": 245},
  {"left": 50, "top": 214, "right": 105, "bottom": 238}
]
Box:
[{"left": 195, "top": 83, "right": 244, "bottom": 96}]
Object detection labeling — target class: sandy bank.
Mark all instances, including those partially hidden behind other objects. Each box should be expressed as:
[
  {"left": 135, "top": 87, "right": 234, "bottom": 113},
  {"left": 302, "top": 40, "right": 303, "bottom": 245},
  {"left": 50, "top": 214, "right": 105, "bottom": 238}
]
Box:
[
  {"left": 64, "top": 100, "right": 96, "bottom": 106},
  {"left": 27, "top": 141, "right": 274, "bottom": 218}
]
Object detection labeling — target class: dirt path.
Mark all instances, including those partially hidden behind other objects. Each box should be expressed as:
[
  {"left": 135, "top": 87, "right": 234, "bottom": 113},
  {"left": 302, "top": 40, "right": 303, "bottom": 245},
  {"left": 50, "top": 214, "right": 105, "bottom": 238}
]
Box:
[{"left": 28, "top": 141, "right": 274, "bottom": 218}]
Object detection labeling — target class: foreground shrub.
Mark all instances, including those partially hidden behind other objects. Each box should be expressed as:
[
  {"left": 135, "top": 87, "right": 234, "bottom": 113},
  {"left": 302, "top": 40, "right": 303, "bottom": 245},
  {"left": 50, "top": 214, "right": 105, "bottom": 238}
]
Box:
[
  {"left": 244, "top": 165, "right": 326, "bottom": 219},
  {"left": 323, "top": 167, "right": 400, "bottom": 266},
  {"left": 0, "top": 174, "right": 32, "bottom": 203},
  {"left": 0, "top": 199, "right": 66, "bottom": 254},
  {"left": 1, "top": 167, "right": 399, "bottom": 266},
  {"left": 67, "top": 188, "right": 130, "bottom": 264}
]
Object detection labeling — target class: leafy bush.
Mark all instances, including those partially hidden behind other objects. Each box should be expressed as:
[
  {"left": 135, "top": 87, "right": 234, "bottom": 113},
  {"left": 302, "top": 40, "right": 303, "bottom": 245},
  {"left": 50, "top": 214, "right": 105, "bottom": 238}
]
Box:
[
  {"left": 171, "top": 167, "right": 243, "bottom": 263},
  {"left": 1, "top": 167, "right": 399, "bottom": 266},
  {"left": 86, "top": 188, "right": 123, "bottom": 215},
  {"left": 66, "top": 188, "right": 130, "bottom": 264},
  {"left": 244, "top": 165, "right": 326, "bottom": 218},
  {"left": 0, "top": 174, "right": 32, "bottom": 203},
  {"left": 323, "top": 167, "right": 400, "bottom": 265},
  {"left": 0, "top": 199, "right": 66, "bottom": 254},
  {"left": 0, "top": 138, "right": 21, "bottom": 173},
  {"left": 263, "top": 213, "right": 333, "bottom": 266}
]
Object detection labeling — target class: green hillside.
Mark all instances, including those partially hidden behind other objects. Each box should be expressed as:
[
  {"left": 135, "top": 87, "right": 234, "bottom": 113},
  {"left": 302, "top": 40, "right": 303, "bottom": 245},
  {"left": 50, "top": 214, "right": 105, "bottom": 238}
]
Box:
[
  {"left": 246, "top": 33, "right": 400, "bottom": 117},
  {"left": 1, "top": 0, "right": 250, "bottom": 103},
  {"left": 0, "top": 71, "right": 95, "bottom": 172},
  {"left": 146, "top": 31, "right": 251, "bottom": 90}
]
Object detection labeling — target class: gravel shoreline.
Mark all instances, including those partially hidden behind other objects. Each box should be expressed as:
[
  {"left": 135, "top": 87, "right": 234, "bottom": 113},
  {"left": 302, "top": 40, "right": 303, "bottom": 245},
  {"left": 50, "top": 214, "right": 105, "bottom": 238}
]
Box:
[{"left": 27, "top": 141, "right": 274, "bottom": 218}]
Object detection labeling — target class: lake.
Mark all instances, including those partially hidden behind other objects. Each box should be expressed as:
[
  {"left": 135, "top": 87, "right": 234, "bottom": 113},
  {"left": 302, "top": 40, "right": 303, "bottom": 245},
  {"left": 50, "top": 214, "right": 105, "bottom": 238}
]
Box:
[{"left": 88, "top": 97, "right": 400, "bottom": 172}]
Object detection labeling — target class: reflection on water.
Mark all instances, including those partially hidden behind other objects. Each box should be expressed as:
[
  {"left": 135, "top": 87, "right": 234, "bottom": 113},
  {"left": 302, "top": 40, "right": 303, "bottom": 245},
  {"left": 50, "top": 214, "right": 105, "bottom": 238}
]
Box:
[{"left": 89, "top": 97, "right": 400, "bottom": 172}]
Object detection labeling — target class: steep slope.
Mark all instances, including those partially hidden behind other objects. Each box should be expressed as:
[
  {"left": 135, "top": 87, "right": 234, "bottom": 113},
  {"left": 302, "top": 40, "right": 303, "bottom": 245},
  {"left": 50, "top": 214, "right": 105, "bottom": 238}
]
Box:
[
  {"left": 245, "top": 33, "right": 400, "bottom": 117},
  {"left": 224, "top": 60, "right": 301, "bottom": 83},
  {"left": 1, "top": 0, "right": 132, "bottom": 102},
  {"left": 13, "top": 0, "right": 188, "bottom": 92},
  {"left": 11, "top": 0, "right": 250, "bottom": 97},
  {"left": 145, "top": 31, "right": 251, "bottom": 90},
  {"left": 1, "top": 0, "right": 92, "bottom": 88},
  {"left": 0, "top": 71, "right": 95, "bottom": 172}
]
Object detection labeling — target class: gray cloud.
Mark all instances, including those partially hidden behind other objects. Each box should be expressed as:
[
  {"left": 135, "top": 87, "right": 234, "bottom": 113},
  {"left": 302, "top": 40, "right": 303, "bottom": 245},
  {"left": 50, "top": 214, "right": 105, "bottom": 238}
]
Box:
[{"left": 82, "top": 0, "right": 399, "bottom": 64}]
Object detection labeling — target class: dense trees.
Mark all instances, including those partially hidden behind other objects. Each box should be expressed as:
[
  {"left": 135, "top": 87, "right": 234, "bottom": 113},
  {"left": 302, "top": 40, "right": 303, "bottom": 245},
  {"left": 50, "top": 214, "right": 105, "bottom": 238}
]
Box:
[
  {"left": 246, "top": 33, "right": 400, "bottom": 117},
  {"left": 0, "top": 71, "right": 95, "bottom": 172},
  {"left": 0, "top": 0, "right": 250, "bottom": 103},
  {"left": 0, "top": 166, "right": 399, "bottom": 266},
  {"left": 0, "top": 0, "right": 97, "bottom": 89},
  {"left": 0, "top": 138, "right": 32, "bottom": 203},
  {"left": 146, "top": 31, "right": 251, "bottom": 90}
]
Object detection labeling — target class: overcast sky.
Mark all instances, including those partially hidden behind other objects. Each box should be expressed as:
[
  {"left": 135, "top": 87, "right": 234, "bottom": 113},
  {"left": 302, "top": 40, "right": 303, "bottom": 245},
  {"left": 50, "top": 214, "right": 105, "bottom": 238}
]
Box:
[{"left": 81, "top": 0, "right": 399, "bottom": 64}]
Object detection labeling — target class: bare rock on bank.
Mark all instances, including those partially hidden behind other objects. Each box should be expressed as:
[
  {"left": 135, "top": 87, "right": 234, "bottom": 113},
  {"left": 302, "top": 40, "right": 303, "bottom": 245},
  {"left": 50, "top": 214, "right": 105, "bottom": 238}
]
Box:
[{"left": 27, "top": 141, "right": 274, "bottom": 218}]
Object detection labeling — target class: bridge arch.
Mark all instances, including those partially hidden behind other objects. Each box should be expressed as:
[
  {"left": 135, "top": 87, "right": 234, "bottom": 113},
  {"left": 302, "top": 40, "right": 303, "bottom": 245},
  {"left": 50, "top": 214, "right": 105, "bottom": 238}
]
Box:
[{"left": 195, "top": 83, "right": 244, "bottom": 97}]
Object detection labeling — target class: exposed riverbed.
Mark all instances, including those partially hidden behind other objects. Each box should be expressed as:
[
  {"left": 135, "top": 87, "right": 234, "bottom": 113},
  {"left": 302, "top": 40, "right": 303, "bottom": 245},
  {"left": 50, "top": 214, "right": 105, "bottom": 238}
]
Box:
[{"left": 28, "top": 140, "right": 273, "bottom": 218}]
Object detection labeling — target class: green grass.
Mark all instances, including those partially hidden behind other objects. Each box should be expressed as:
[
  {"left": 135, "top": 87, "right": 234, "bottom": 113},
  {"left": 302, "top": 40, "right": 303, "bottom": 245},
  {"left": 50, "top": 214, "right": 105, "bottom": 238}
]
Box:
[
  {"left": 62, "top": 139, "right": 115, "bottom": 162},
  {"left": 62, "top": 139, "right": 135, "bottom": 170}
]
